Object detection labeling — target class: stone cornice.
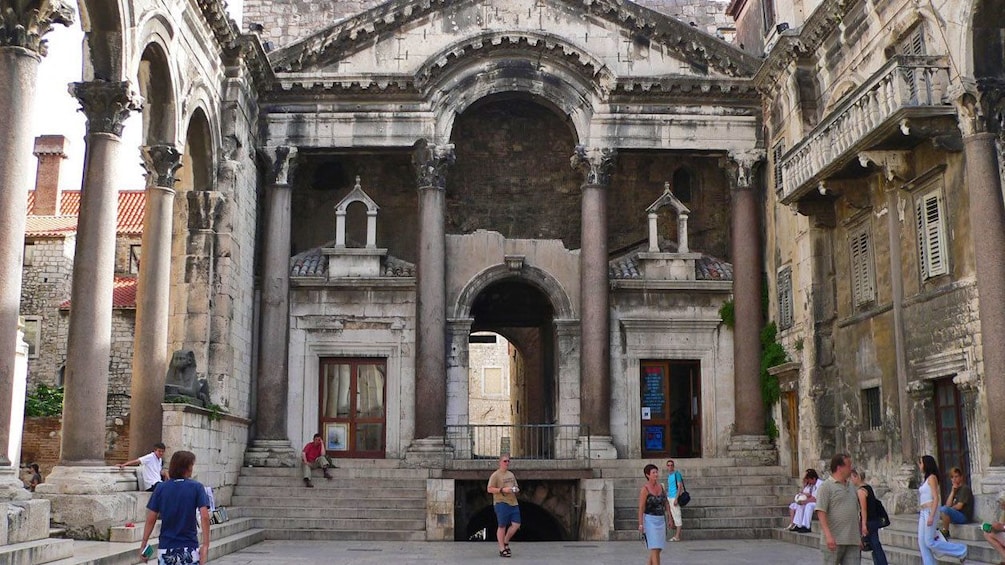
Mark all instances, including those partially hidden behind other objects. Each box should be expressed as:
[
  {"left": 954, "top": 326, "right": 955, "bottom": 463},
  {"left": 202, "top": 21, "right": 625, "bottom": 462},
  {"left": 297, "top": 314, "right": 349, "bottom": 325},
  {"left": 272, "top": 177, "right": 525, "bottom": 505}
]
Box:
[
  {"left": 753, "top": 0, "right": 851, "bottom": 95},
  {"left": 269, "top": 0, "right": 759, "bottom": 78},
  {"left": 0, "top": 0, "right": 74, "bottom": 55},
  {"left": 191, "top": 0, "right": 276, "bottom": 90}
]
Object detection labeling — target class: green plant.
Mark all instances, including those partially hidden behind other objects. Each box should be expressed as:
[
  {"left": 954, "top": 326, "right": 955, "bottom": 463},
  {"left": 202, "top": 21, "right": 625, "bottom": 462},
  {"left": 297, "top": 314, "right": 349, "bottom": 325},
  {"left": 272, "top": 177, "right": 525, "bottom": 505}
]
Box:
[
  {"left": 163, "top": 395, "right": 225, "bottom": 422},
  {"left": 794, "top": 337, "right": 804, "bottom": 351},
  {"left": 759, "top": 322, "right": 789, "bottom": 439},
  {"left": 719, "top": 299, "right": 735, "bottom": 328},
  {"left": 25, "top": 383, "right": 64, "bottom": 417}
]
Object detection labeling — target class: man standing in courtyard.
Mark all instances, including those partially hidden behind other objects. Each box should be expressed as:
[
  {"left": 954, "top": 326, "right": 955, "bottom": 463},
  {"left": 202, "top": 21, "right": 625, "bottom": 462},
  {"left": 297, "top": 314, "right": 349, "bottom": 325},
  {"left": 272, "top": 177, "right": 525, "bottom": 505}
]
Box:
[
  {"left": 816, "top": 453, "right": 861, "bottom": 565},
  {"left": 301, "top": 433, "right": 334, "bottom": 488},
  {"left": 118, "top": 442, "right": 168, "bottom": 491},
  {"left": 488, "top": 454, "right": 521, "bottom": 558}
]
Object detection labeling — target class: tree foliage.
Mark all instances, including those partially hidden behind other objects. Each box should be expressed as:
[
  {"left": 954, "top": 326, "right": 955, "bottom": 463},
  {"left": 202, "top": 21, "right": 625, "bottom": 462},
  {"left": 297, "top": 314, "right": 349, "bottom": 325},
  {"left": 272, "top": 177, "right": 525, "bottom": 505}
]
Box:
[{"left": 25, "top": 383, "right": 64, "bottom": 417}]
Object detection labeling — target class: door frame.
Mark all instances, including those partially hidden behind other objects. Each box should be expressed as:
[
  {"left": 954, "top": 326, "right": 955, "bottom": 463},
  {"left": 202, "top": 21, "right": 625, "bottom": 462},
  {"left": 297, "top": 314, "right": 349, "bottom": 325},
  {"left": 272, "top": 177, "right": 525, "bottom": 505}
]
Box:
[
  {"left": 640, "top": 359, "right": 701, "bottom": 458},
  {"left": 933, "top": 377, "right": 969, "bottom": 492},
  {"left": 318, "top": 357, "right": 387, "bottom": 458}
]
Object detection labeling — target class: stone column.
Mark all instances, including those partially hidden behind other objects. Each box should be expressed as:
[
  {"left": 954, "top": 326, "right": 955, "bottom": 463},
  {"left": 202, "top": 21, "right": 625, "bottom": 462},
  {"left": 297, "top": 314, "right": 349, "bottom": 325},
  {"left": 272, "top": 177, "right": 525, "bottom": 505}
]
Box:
[
  {"left": 0, "top": 1, "right": 73, "bottom": 477},
  {"left": 959, "top": 83, "right": 1005, "bottom": 466},
  {"left": 59, "top": 81, "right": 142, "bottom": 466},
  {"left": 409, "top": 140, "right": 454, "bottom": 451},
  {"left": 725, "top": 150, "right": 774, "bottom": 463},
  {"left": 128, "top": 146, "right": 181, "bottom": 459},
  {"left": 571, "top": 146, "right": 617, "bottom": 459},
  {"left": 245, "top": 146, "right": 297, "bottom": 467}
]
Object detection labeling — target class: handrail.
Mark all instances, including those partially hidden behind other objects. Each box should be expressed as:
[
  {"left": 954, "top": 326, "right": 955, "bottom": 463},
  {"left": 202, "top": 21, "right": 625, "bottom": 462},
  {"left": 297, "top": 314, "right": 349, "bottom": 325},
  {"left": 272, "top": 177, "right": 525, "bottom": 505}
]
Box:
[{"left": 443, "top": 424, "right": 591, "bottom": 462}]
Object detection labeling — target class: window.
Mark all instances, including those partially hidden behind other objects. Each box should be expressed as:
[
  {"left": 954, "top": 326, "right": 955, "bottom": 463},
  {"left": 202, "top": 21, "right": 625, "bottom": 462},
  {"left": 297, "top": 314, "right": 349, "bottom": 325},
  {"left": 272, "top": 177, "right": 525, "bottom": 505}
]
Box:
[
  {"left": 899, "top": 26, "right": 926, "bottom": 56},
  {"left": 482, "top": 367, "right": 506, "bottom": 396},
  {"left": 849, "top": 227, "right": 876, "bottom": 308},
  {"left": 862, "top": 387, "right": 882, "bottom": 430},
  {"left": 672, "top": 168, "right": 693, "bottom": 203},
  {"left": 778, "top": 267, "right": 793, "bottom": 330},
  {"left": 916, "top": 189, "right": 948, "bottom": 279},
  {"left": 128, "top": 244, "right": 141, "bottom": 274},
  {"left": 772, "top": 140, "right": 785, "bottom": 193},
  {"left": 23, "top": 243, "right": 35, "bottom": 266},
  {"left": 761, "top": 0, "right": 776, "bottom": 35},
  {"left": 22, "top": 317, "right": 40, "bottom": 358}
]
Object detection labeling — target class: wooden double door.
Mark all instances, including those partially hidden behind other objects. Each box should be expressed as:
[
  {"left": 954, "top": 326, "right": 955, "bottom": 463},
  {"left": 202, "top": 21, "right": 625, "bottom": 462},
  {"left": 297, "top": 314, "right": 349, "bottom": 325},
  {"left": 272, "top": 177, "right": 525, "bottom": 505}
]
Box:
[
  {"left": 640, "top": 360, "right": 701, "bottom": 458},
  {"left": 318, "top": 358, "right": 386, "bottom": 458}
]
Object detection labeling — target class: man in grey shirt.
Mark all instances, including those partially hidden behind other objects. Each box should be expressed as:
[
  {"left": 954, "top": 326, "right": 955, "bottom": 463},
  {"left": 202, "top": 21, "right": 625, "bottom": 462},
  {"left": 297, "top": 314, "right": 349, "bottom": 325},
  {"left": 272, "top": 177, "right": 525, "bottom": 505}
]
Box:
[{"left": 816, "top": 453, "right": 861, "bottom": 565}]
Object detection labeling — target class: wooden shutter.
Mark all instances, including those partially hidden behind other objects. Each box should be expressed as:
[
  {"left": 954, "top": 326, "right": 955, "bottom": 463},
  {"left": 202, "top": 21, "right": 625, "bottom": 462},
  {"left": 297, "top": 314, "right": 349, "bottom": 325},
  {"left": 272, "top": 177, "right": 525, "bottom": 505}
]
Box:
[
  {"left": 850, "top": 229, "right": 875, "bottom": 307},
  {"left": 916, "top": 191, "right": 948, "bottom": 278}
]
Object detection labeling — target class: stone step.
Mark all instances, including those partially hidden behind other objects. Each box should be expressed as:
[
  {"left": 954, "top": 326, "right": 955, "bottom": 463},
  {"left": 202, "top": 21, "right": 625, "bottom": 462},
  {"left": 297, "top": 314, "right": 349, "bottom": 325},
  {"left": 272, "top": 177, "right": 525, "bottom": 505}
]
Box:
[
  {"left": 261, "top": 528, "right": 427, "bottom": 541},
  {"left": 613, "top": 484, "right": 791, "bottom": 501},
  {"left": 231, "top": 495, "right": 426, "bottom": 509},
  {"left": 0, "top": 537, "right": 74, "bottom": 565},
  {"left": 611, "top": 493, "right": 785, "bottom": 507},
  {"left": 611, "top": 526, "right": 784, "bottom": 541},
  {"left": 612, "top": 475, "right": 793, "bottom": 488},
  {"left": 235, "top": 475, "right": 429, "bottom": 488},
  {"left": 233, "top": 485, "right": 429, "bottom": 498},
  {"left": 45, "top": 523, "right": 264, "bottom": 565},
  {"left": 238, "top": 506, "right": 426, "bottom": 520},
  {"left": 248, "top": 516, "right": 426, "bottom": 531},
  {"left": 614, "top": 505, "right": 788, "bottom": 520},
  {"left": 591, "top": 458, "right": 746, "bottom": 469},
  {"left": 239, "top": 462, "right": 421, "bottom": 476},
  {"left": 615, "top": 515, "right": 788, "bottom": 531},
  {"left": 596, "top": 462, "right": 787, "bottom": 477}
]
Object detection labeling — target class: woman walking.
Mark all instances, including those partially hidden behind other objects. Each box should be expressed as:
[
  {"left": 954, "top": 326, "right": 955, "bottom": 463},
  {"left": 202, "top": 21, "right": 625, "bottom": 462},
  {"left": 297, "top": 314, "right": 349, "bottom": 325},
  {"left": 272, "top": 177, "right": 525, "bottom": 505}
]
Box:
[
  {"left": 140, "top": 451, "right": 211, "bottom": 564},
  {"left": 638, "top": 463, "right": 671, "bottom": 565},
  {"left": 917, "top": 455, "right": 968, "bottom": 565},
  {"left": 851, "top": 468, "right": 888, "bottom": 565}
]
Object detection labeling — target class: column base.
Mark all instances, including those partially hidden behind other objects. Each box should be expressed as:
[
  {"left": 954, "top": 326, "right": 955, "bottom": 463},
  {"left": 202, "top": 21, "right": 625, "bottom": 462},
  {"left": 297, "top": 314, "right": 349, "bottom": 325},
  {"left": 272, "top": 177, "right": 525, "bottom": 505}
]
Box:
[
  {"left": 404, "top": 437, "right": 453, "bottom": 468},
  {"left": 727, "top": 434, "right": 777, "bottom": 465},
  {"left": 33, "top": 466, "right": 149, "bottom": 540},
  {"left": 577, "top": 436, "right": 618, "bottom": 460},
  {"left": 0, "top": 467, "right": 31, "bottom": 501},
  {"left": 244, "top": 439, "right": 296, "bottom": 468}
]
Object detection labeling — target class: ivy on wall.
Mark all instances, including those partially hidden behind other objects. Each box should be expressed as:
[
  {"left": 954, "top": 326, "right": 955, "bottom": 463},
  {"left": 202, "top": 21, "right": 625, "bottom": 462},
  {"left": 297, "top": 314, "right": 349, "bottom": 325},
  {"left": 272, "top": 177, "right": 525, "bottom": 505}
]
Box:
[{"left": 25, "top": 384, "right": 64, "bottom": 417}]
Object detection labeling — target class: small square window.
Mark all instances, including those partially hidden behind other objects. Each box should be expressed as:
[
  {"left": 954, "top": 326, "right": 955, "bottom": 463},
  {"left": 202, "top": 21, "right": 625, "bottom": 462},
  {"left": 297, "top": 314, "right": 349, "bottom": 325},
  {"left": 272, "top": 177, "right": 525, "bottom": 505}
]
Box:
[
  {"left": 23, "top": 243, "right": 35, "bottom": 267},
  {"left": 482, "top": 367, "right": 506, "bottom": 397},
  {"left": 22, "top": 317, "right": 40, "bottom": 359},
  {"left": 862, "top": 387, "right": 882, "bottom": 430},
  {"left": 128, "top": 244, "right": 142, "bottom": 274}
]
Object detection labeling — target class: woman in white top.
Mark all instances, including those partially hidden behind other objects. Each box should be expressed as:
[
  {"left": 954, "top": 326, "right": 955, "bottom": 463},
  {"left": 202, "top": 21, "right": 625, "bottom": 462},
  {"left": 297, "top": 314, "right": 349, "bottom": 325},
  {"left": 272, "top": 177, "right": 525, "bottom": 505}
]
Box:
[
  {"left": 787, "top": 468, "right": 821, "bottom": 533},
  {"left": 917, "top": 455, "right": 968, "bottom": 565}
]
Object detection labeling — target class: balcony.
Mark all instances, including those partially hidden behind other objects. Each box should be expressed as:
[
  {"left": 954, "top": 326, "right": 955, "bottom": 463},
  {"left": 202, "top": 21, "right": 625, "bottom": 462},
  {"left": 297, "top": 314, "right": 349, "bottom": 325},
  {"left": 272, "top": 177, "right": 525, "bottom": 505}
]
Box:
[{"left": 779, "top": 55, "right": 955, "bottom": 203}]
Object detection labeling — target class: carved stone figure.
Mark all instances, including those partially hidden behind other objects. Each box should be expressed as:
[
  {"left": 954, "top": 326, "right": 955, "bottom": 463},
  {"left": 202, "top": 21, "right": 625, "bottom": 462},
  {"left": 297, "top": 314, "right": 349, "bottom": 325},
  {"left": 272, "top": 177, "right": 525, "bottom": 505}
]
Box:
[{"left": 164, "top": 349, "right": 211, "bottom": 406}]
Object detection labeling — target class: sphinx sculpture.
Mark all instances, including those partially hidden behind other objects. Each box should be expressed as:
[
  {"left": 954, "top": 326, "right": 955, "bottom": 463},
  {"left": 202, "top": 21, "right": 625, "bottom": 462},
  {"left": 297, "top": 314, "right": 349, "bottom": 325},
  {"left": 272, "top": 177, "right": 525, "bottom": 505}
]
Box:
[{"left": 164, "top": 349, "right": 211, "bottom": 407}]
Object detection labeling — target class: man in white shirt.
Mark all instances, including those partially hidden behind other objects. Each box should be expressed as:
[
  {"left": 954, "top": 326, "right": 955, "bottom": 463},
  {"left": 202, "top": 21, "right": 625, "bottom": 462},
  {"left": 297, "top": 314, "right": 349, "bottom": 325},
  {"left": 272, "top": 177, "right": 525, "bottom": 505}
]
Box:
[{"left": 118, "top": 442, "right": 169, "bottom": 491}]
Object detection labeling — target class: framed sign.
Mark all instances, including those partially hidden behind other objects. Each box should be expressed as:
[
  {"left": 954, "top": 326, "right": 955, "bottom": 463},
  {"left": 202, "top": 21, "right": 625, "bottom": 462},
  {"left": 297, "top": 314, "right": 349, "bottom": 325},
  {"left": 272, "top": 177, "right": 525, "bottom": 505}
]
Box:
[{"left": 326, "top": 423, "right": 349, "bottom": 451}]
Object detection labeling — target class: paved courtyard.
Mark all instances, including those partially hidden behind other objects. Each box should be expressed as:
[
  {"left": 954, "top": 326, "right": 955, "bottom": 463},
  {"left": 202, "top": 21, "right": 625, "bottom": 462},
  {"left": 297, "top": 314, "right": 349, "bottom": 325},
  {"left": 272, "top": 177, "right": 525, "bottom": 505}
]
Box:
[{"left": 211, "top": 539, "right": 822, "bottom": 564}]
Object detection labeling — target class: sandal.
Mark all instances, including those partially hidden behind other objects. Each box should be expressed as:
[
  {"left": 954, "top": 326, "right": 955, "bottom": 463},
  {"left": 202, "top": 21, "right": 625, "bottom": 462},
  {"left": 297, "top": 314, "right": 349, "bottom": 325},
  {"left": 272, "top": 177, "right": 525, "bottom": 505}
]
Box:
[{"left": 499, "top": 547, "right": 511, "bottom": 558}]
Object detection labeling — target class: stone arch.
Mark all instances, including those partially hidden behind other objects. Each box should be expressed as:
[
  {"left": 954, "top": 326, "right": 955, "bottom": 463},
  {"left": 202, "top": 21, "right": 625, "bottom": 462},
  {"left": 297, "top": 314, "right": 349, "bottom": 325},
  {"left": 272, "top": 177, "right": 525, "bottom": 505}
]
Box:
[
  {"left": 137, "top": 41, "right": 176, "bottom": 145},
  {"left": 77, "top": 0, "right": 126, "bottom": 80},
  {"left": 451, "top": 264, "right": 575, "bottom": 321}
]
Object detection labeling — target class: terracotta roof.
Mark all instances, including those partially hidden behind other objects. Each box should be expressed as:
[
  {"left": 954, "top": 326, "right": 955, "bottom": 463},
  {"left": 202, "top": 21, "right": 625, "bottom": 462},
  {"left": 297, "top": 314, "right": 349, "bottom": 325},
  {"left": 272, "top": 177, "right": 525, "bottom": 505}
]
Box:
[
  {"left": 609, "top": 239, "right": 733, "bottom": 281},
  {"left": 59, "top": 276, "right": 137, "bottom": 310},
  {"left": 26, "top": 190, "right": 146, "bottom": 237},
  {"left": 291, "top": 243, "right": 416, "bottom": 278}
]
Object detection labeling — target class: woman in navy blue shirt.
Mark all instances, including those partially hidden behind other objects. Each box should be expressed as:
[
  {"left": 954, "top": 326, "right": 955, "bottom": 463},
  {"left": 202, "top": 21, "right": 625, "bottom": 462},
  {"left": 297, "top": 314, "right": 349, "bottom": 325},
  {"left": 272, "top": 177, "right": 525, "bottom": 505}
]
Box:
[{"left": 140, "top": 451, "right": 211, "bottom": 564}]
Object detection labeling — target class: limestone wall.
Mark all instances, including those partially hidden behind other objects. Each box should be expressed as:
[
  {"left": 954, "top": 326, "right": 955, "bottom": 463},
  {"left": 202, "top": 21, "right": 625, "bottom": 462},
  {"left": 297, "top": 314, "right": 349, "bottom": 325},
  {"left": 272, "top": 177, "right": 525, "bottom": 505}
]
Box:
[
  {"left": 161, "top": 404, "right": 250, "bottom": 505},
  {"left": 20, "top": 237, "right": 74, "bottom": 387}
]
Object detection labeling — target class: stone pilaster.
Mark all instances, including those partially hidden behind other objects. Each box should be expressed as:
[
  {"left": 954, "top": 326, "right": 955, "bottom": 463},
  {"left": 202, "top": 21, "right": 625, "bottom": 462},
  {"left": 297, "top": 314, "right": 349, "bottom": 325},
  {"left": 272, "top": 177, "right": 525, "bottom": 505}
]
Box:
[
  {"left": 59, "top": 81, "right": 142, "bottom": 467},
  {"left": 246, "top": 146, "right": 297, "bottom": 467},
  {"left": 411, "top": 140, "right": 454, "bottom": 443},
  {"left": 960, "top": 81, "right": 1005, "bottom": 466},
  {"left": 0, "top": 0, "right": 74, "bottom": 472},
  {"left": 445, "top": 318, "right": 473, "bottom": 456},
  {"left": 725, "top": 150, "right": 767, "bottom": 437},
  {"left": 128, "top": 145, "right": 181, "bottom": 459},
  {"left": 554, "top": 319, "right": 581, "bottom": 459},
  {"left": 571, "top": 146, "right": 617, "bottom": 459},
  {"left": 186, "top": 190, "right": 227, "bottom": 381}
]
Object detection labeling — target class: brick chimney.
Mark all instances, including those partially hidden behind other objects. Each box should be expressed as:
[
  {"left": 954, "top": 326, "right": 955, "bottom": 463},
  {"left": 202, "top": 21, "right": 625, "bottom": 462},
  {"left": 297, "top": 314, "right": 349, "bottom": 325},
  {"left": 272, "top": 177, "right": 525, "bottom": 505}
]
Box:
[{"left": 32, "top": 135, "right": 69, "bottom": 216}]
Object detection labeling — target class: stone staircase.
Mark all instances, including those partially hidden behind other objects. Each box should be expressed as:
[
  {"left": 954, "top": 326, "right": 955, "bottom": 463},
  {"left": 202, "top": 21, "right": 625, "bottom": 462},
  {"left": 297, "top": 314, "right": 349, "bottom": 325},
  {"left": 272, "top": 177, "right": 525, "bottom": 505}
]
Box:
[
  {"left": 774, "top": 514, "right": 1001, "bottom": 564},
  {"left": 599, "top": 458, "right": 791, "bottom": 541},
  {"left": 231, "top": 459, "right": 430, "bottom": 541}
]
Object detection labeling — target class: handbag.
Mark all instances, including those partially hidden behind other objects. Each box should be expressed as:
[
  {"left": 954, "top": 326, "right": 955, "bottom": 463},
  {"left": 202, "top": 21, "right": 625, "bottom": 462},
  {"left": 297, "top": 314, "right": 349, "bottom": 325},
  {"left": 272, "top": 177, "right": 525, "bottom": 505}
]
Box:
[
  {"left": 861, "top": 535, "right": 873, "bottom": 552},
  {"left": 676, "top": 474, "right": 691, "bottom": 507}
]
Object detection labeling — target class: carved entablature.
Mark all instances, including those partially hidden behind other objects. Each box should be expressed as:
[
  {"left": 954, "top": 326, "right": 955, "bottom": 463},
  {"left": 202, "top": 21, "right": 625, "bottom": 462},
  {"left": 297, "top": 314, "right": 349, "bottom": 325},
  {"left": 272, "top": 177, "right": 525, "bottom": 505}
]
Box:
[
  {"left": 571, "top": 145, "right": 617, "bottom": 187},
  {"left": 611, "top": 78, "right": 760, "bottom": 103},
  {"left": 0, "top": 0, "right": 74, "bottom": 55},
  {"left": 412, "top": 140, "right": 455, "bottom": 190}
]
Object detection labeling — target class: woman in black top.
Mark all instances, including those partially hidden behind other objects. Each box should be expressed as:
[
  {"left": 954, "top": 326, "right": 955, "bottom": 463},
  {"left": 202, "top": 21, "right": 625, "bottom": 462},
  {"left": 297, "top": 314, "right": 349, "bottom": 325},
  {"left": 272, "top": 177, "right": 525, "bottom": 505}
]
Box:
[
  {"left": 851, "top": 468, "right": 888, "bottom": 565},
  {"left": 638, "top": 464, "right": 671, "bottom": 565}
]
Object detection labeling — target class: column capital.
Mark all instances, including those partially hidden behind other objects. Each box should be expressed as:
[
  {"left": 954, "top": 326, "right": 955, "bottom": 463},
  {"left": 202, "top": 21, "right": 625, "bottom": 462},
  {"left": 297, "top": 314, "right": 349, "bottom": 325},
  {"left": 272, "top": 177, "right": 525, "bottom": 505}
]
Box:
[
  {"left": 0, "top": 0, "right": 75, "bottom": 55},
  {"left": 724, "top": 149, "right": 765, "bottom": 190},
  {"left": 977, "top": 77, "right": 1005, "bottom": 137},
  {"left": 259, "top": 145, "right": 298, "bottom": 186},
  {"left": 950, "top": 80, "right": 986, "bottom": 137},
  {"left": 412, "top": 139, "right": 455, "bottom": 190},
  {"left": 69, "top": 81, "right": 142, "bottom": 137},
  {"left": 570, "top": 145, "right": 616, "bottom": 186},
  {"left": 140, "top": 145, "right": 183, "bottom": 189}
]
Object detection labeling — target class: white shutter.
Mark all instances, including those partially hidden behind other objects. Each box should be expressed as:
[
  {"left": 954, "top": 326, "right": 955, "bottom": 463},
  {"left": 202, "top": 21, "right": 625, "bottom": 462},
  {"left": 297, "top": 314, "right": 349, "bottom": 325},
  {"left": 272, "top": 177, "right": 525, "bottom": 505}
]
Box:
[
  {"left": 916, "top": 191, "right": 948, "bottom": 278},
  {"left": 850, "top": 229, "right": 875, "bottom": 307},
  {"left": 778, "top": 267, "right": 793, "bottom": 329}
]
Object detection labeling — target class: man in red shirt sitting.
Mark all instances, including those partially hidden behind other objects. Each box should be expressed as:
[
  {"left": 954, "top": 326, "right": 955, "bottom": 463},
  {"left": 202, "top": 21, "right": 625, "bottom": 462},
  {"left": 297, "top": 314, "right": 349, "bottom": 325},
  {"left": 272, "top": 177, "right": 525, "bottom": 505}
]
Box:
[{"left": 301, "top": 433, "right": 335, "bottom": 487}]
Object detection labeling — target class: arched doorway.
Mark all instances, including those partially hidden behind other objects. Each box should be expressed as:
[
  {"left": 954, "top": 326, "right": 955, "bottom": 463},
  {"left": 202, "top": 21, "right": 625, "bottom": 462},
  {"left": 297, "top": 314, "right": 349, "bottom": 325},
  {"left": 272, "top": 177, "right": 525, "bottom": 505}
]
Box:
[{"left": 467, "top": 279, "right": 556, "bottom": 458}]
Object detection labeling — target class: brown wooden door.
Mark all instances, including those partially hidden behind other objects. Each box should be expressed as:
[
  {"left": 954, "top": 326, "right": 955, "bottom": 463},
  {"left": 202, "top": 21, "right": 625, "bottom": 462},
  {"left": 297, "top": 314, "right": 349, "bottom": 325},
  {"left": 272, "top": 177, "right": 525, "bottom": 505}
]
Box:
[
  {"left": 319, "top": 358, "right": 386, "bottom": 458},
  {"left": 934, "top": 377, "right": 969, "bottom": 494},
  {"left": 783, "top": 390, "right": 799, "bottom": 477},
  {"left": 641, "top": 360, "right": 701, "bottom": 458}
]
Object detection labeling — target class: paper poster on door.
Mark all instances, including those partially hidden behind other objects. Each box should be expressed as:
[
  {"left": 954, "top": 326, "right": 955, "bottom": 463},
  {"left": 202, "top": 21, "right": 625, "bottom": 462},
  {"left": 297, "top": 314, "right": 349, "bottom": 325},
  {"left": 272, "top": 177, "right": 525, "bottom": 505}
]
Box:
[{"left": 641, "top": 407, "right": 651, "bottom": 420}]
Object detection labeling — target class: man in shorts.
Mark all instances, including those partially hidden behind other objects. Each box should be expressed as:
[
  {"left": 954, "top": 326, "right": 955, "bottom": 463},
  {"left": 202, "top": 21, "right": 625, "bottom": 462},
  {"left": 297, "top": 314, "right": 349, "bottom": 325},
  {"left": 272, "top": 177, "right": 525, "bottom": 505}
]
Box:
[
  {"left": 938, "top": 467, "right": 974, "bottom": 538},
  {"left": 487, "top": 454, "right": 520, "bottom": 557}
]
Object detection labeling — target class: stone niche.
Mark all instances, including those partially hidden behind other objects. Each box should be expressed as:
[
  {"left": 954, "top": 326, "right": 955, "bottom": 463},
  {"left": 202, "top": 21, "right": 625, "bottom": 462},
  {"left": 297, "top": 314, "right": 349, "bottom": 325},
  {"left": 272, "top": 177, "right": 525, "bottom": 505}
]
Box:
[
  {"left": 638, "top": 182, "right": 701, "bottom": 281},
  {"left": 323, "top": 176, "right": 387, "bottom": 277}
]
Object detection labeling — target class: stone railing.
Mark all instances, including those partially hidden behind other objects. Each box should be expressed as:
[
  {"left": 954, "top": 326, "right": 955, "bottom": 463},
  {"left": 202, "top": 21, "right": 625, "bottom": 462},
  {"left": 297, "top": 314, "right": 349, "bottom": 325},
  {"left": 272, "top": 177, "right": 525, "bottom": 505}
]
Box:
[{"left": 780, "top": 55, "right": 952, "bottom": 202}]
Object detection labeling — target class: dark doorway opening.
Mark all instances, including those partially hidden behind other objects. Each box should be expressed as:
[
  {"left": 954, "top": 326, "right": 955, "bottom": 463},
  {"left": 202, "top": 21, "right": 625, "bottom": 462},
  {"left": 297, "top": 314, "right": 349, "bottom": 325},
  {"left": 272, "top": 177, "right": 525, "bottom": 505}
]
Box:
[
  {"left": 934, "top": 377, "right": 970, "bottom": 497},
  {"left": 455, "top": 479, "right": 575, "bottom": 542},
  {"left": 641, "top": 360, "right": 701, "bottom": 458}
]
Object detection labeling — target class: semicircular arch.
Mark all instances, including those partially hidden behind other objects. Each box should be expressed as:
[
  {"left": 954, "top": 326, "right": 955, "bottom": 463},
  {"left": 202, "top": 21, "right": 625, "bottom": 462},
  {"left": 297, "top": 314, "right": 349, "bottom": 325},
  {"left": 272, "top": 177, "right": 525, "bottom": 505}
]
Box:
[{"left": 452, "top": 264, "right": 576, "bottom": 321}]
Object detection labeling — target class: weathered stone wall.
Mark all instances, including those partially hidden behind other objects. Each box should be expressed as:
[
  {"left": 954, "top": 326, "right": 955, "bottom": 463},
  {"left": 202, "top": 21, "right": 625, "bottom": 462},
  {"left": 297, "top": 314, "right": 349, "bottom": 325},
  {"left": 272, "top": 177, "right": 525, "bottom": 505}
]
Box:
[
  {"left": 21, "top": 237, "right": 74, "bottom": 388},
  {"left": 160, "top": 405, "right": 249, "bottom": 505},
  {"left": 20, "top": 416, "right": 130, "bottom": 479},
  {"left": 108, "top": 312, "right": 137, "bottom": 422},
  {"left": 112, "top": 235, "right": 141, "bottom": 275}
]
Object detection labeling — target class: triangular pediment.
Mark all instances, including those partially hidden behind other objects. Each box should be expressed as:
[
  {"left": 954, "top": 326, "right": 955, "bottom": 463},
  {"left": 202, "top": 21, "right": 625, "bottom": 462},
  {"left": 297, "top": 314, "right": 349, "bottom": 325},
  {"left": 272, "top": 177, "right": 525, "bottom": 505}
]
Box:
[{"left": 271, "top": 0, "right": 759, "bottom": 81}]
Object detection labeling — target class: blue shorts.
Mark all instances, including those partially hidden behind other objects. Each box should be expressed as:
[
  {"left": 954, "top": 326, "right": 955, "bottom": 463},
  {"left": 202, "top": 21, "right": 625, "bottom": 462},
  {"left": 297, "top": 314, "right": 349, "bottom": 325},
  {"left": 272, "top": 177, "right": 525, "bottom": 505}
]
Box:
[
  {"left": 938, "top": 506, "right": 968, "bottom": 524},
  {"left": 494, "top": 503, "right": 521, "bottom": 527}
]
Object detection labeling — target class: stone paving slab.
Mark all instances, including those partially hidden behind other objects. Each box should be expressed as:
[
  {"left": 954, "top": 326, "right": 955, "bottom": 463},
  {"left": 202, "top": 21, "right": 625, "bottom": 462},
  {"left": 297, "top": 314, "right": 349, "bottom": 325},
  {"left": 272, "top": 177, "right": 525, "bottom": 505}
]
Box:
[{"left": 210, "top": 539, "right": 825, "bottom": 564}]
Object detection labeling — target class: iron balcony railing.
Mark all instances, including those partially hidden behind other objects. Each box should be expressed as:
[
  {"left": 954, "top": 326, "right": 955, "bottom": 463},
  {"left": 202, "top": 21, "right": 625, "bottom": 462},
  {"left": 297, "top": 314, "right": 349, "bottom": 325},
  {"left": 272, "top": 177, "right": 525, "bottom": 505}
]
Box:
[
  {"left": 779, "top": 55, "right": 953, "bottom": 202},
  {"left": 444, "top": 424, "right": 591, "bottom": 461}
]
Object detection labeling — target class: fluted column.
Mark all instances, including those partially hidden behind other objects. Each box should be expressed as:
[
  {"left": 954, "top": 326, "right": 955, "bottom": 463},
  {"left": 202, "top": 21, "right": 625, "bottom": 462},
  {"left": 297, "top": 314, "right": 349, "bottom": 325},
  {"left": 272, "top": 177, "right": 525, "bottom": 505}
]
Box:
[
  {"left": 249, "top": 147, "right": 297, "bottom": 462},
  {"left": 60, "top": 81, "right": 142, "bottom": 466},
  {"left": 411, "top": 140, "right": 454, "bottom": 441},
  {"left": 0, "top": 0, "right": 74, "bottom": 472},
  {"left": 571, "top": 146, "right": 616, "bottom": 450},
  {"left": 128, "top": 146, "right": 181, "bottom": 459},
  {"left": 960, "top": 82, "right": 1005, "bottom": 465},
  {"left": 727, "top": 150, "right": 766, "bottom": 437}
]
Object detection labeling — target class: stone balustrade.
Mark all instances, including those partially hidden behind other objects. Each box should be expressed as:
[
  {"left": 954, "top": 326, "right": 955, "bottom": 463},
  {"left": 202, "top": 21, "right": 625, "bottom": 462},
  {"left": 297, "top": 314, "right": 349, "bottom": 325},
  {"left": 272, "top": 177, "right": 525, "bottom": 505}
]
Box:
[{"left": 779, "top": 55, "right": 953, "bottom": 202}]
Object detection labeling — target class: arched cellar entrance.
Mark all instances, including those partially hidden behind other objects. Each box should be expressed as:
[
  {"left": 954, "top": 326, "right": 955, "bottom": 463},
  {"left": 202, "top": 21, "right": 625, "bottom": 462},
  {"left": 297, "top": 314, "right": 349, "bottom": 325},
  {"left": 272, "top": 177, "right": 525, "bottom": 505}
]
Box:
[
  {"left": 454, "top": 480, "right": 577, "bottom": 542},
  {"left": 468, "top": 280, "right": 556, "bottom": 458}
]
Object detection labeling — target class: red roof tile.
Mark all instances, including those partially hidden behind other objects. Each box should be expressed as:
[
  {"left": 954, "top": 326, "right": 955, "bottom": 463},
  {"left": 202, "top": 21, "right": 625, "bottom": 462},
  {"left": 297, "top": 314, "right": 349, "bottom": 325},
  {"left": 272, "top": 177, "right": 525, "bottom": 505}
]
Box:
[
  {"left": 59, "top": 276, "right": 137, "bottom": 310},
  {"left": 24, "top": 215, "right": 79, "bottom": 237},
  {"left": 26, "top": 190, "right": 146, "bottom": 236}
]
